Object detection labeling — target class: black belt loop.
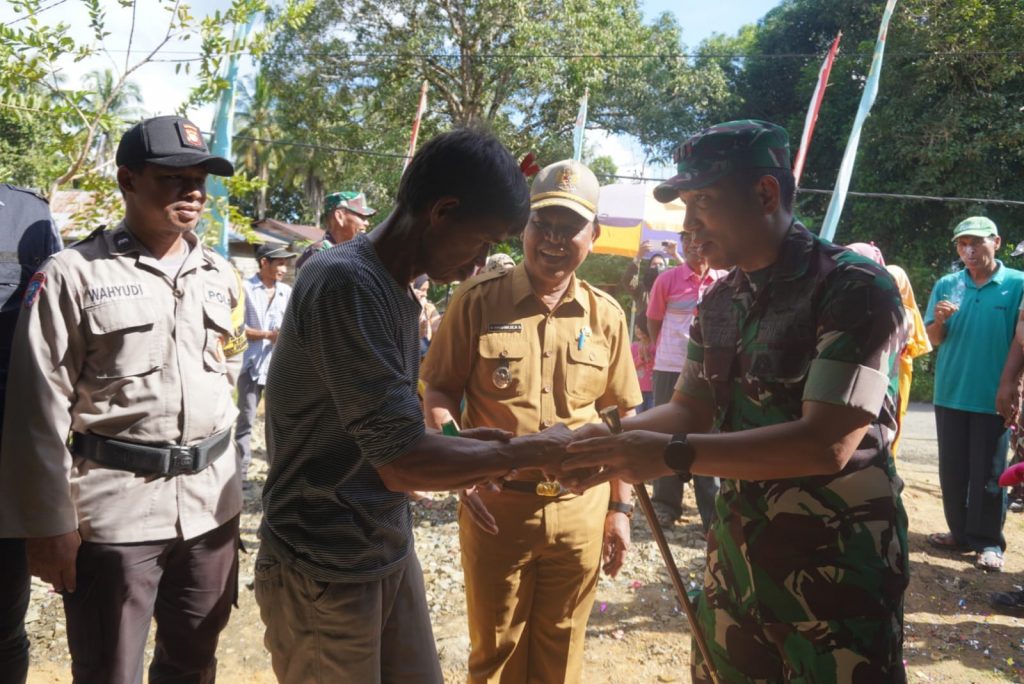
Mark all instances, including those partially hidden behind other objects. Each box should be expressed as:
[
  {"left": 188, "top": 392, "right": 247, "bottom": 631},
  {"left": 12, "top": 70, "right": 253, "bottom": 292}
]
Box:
[{"left": 71, "top": 429, "right": 231, "bottom": 476}]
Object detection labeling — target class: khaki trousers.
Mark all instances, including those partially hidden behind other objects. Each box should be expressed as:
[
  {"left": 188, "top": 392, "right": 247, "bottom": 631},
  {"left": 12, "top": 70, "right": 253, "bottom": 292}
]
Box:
[
  {"left": 460, "top": 483, "right": 608, "bottom": 683},
  {"left": 255, "top": 546, "right": 442, "bottom": 684}
]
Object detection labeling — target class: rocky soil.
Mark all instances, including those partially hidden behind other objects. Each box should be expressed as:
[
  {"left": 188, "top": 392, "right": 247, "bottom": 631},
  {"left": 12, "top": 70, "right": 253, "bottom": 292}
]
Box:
[{"left": 24, "top": 404, "right": 1024, "bottom": 683}]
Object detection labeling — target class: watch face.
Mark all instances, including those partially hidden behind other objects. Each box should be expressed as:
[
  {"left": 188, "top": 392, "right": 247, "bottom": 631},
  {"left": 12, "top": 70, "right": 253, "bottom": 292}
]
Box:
[{"left": 663, "top": 435, "right": 694, "bottom": 477}]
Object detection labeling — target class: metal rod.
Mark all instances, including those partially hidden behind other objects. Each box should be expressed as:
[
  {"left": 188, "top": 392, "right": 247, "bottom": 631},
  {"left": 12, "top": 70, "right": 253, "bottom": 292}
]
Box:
[{"left": 599, "top": 407, "right": 720, "bottom": 684}]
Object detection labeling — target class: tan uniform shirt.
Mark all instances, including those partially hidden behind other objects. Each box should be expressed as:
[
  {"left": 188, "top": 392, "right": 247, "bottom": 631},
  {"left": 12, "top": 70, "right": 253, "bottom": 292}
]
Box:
[
  {"left": 0, "top": 222, "right": 244, "bottom": 543},
  {"left": 421, "top": 264, "right": 642, "bottom": 449}
]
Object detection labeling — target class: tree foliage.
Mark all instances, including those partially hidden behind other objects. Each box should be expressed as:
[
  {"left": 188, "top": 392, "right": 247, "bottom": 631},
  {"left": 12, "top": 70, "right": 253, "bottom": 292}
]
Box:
[
  {"left": 251, "top": 0, "right": 727, "bottom": 223},
  {"left": 0, "top": 0, "right": 313, "bottom": 244},
  {"left": 704, "top": 0, "right": 1024, "bottom": 286}
]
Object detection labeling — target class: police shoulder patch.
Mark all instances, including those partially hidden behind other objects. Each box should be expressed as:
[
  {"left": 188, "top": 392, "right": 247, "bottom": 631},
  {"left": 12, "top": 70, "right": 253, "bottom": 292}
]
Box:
[{"left": 23, "top": 272, "right": 45, "bottom": 308}]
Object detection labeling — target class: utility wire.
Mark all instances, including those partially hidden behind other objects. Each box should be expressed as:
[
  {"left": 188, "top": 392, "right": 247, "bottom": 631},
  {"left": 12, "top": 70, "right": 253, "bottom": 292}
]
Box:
[
  {"left": 232, "top": 134, "right": 1024, "bottom": 208},
  {"left": 92, "top": 47, "right": 1024, "bottom": 61},
  {"left": 0, "top": 116, "right": 1014, "bottom": 208}
]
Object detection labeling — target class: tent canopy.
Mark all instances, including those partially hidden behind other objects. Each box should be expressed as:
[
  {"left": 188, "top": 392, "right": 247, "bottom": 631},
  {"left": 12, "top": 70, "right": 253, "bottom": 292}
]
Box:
[{"left": 593, "top": 183, "right": 686, "bottom": 258}]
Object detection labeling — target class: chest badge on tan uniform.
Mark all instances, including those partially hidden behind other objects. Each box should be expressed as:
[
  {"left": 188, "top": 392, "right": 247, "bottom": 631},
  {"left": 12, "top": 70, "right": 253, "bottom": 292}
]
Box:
[{"left": 492, "top": 363, "right": 512, "bottom": 390}]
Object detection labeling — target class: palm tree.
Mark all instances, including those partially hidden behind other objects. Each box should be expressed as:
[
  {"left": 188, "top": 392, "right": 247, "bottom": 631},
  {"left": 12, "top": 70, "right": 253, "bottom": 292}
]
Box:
[
  {"left": 81, "top": 69, "right": 144, "bottom": 175},
  {"left": 234, "top": 73, "right": 282, "bottom": 220}
]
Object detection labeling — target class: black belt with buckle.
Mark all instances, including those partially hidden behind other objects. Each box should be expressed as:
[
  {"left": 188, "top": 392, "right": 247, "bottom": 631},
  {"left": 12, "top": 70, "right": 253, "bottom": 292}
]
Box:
[
  {"left": 502, "top": 480, "right": 567, "bottom": 497},
  {"left": 71, "top": 429, "right": 231, "bottom": 476}
]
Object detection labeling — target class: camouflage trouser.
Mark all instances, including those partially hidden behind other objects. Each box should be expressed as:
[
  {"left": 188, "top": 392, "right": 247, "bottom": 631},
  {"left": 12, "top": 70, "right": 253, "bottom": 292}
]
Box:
[{"left": 689, "top": 588, "right": 906, "bottom": 683}]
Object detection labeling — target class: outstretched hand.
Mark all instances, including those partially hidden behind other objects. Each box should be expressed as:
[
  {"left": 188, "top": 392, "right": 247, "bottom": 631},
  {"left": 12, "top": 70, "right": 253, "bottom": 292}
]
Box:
[{"left": 558, "top": 430, "right": 672, "bottom": 492}]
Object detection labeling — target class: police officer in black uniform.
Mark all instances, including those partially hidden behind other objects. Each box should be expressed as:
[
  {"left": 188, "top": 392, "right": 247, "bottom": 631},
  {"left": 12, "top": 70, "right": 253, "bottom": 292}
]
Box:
[{"left": 0, "top": 183, "right": 62, "bottom": 684}]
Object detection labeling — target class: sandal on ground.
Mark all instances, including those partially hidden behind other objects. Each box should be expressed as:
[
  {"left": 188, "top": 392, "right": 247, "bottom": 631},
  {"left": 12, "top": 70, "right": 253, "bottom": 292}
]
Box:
[
  {"left": 927, "top": 532, "right": 968, "bottom": 550},
  {"left": 976, "top": 549, "right": 1005, "bottom": 572}
]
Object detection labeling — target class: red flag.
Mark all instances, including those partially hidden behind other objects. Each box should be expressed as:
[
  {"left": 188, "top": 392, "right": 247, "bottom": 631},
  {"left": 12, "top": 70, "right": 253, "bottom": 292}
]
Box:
[
  {"left": 404, "top": 81, "right": 429, "bottom": 170},
  {"left": 793, "top": 32, "right": 842, "bottom": 187},
  {"left": 519, "top": 152, "right": 540, "bottom": 178}
]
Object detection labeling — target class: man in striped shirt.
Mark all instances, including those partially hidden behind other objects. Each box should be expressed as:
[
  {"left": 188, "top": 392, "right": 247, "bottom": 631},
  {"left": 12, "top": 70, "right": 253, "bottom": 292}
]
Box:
[{"left": 256, "top": 130, "right": 575, "bottom": 684}]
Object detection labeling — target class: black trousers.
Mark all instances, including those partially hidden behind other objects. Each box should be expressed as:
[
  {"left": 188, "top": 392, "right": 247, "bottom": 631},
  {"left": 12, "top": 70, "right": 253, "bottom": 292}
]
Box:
[
  {"left": 63, "top": 516, "right": 239, "bottom": 684},
  {"left": 934, "top": 406, "right": 1008, "bottom": 552},
  {"left": 0, "top": 537, "right": 30, "bottom": 684}
]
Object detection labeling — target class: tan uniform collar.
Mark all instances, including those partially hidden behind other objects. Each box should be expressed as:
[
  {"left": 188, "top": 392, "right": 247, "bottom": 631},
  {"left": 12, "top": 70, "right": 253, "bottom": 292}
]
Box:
[
  {"left": 108, "top": 221, "right": 210, "bottom": 275},
  {"left": 510, "top": 261, "right": 590, "bottom": 315}
]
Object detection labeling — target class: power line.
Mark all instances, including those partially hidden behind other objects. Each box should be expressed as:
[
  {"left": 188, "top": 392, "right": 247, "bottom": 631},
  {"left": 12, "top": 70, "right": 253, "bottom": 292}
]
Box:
[
  {"left": 796, "top": 187, "right": 1024, "bottom": 208},
  {"left": 231, "top": 134, "right": 409, "bottom": 160},
  {"left": 90, "top": 48, "right": 1024, "bottom": 62},
  {"left": 232, "top": 135, "right": 1024, "bottom": 208}
]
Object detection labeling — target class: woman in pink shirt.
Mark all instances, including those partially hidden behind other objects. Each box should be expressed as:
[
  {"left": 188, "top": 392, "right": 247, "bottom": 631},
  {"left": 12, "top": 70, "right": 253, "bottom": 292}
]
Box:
[{"left": 631, "top": 325, "right": 656, "bottom": 412}]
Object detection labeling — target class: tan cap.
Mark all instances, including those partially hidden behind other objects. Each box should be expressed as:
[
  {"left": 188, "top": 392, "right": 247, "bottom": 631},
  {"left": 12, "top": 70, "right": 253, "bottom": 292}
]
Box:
[{"left": 529, "top": 159, "right": 599, "bottom": 222}]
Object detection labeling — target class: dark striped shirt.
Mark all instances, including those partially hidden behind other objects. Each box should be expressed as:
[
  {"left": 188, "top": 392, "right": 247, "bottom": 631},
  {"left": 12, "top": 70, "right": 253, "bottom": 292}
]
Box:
[{"left": 261, "top": 233, "right": 424, "bottom": 582}]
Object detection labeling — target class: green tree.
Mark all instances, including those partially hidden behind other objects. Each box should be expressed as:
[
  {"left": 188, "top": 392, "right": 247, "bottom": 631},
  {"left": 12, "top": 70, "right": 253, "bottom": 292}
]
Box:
[
  {"left": 0, "top": 0, "right": 314, "bottom": 195},
  {"left": 80, "top": 68, "right": 144, "bottom": 175},
  {"left": 257, "top": 0, "right": 731, "bottom": 222},
  {"left": 235, "top": 73, "right": 281, "bottom": 219}
]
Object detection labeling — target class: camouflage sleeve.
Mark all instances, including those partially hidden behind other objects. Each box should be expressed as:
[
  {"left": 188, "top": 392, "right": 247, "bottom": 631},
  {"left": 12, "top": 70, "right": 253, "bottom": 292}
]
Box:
[
  {"left": 676, "top": 313, "right": 712, "bottom": 402},
  {"left": 802, "top": 263, "right": 905, "bottom": 415}
]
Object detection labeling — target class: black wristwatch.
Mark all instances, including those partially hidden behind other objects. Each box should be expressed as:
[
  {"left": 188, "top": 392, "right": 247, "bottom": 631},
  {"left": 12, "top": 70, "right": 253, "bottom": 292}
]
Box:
[
  {"left": 663, "top": 433, "right": 695, "bottom": 482},
  {"left": 607, "top": 501, "right": 634, "bottom": 518}
]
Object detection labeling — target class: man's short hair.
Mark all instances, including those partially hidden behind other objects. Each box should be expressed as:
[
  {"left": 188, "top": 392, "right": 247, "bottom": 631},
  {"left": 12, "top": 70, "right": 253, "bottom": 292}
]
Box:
[{"left": 396, "top": 129, "right": 530, "bottom": 233}]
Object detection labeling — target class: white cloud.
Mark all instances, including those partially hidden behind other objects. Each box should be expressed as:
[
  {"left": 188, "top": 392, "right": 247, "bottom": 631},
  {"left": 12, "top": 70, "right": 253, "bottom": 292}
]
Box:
[{"left": 589, "top": 128, "right": 673, "bottom": 184}]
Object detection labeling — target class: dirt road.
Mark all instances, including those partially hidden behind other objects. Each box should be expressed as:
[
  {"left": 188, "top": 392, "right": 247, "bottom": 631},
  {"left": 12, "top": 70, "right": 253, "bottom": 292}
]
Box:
[{"left": 25, "top": 403, "right": 1024, "bottom": 682}]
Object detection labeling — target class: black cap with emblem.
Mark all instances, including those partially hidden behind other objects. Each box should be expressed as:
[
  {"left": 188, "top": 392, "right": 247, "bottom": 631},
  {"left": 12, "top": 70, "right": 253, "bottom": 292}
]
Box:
[{"left": 116, "top": 115, "right": 234, "bottom": 177}]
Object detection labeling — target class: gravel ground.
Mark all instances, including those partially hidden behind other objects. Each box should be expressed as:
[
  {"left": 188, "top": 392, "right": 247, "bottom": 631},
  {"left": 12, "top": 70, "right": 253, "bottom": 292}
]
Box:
[{"left": 24, "top": 403, "right": 1024, "bottom": 682}]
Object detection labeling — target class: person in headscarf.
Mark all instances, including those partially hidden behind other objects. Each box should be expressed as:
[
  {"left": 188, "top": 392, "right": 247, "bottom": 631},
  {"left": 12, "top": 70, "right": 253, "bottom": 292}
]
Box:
[{"left": 846, "top": 242, "right": 931, "bottom": 456}]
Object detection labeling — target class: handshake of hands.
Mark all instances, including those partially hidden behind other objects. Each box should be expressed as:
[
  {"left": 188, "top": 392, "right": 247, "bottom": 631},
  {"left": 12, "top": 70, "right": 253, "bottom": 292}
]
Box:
[{"left": 459, "top": 420, "right": 669, "bottom": 492}]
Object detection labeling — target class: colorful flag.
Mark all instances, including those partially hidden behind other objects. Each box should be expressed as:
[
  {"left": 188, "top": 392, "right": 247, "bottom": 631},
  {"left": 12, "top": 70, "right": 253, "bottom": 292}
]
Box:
[
  {"left": 793, "top": 31, "right": 842, "bottom": 187},
  {"left": 209, "top": 18, "right": 254, "bottom": 257},
  {"left": 404, "top": 80, "right": 429, "bottom": 171},
  {"left": 572, "top": 87, "right": 589, "bottom": 162},
  {"left": 820, "top": 0, "right": 898, "bottom": 242}
]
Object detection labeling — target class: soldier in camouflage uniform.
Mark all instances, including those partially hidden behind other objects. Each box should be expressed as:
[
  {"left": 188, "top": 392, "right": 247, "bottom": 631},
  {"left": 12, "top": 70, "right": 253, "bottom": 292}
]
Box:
[{"left": 560, "top": 120, "right": 909, "bottom": 683}]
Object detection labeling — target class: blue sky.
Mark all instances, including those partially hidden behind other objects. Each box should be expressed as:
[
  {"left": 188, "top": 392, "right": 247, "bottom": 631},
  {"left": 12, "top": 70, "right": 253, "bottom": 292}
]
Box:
[{"left": 644, "top": 0, "right": 781, "bottom": 44}]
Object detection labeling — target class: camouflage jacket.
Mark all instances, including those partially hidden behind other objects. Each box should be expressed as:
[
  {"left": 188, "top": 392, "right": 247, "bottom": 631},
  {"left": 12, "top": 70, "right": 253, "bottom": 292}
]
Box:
[{"left": 681, "top": 222, "right": 909, "bottom": 623}]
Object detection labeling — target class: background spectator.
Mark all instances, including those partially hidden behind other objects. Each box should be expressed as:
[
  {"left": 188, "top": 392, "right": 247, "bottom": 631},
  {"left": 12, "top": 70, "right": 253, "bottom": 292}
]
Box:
[
  {"left": 631, "top": 324, "right": 656, "bottom": 412},
  {"left": 647, "top": 231, "right": 726, "bottom": 532},
  {"left": 925, "top": 217, "right": 1024, "bottom": 572}
]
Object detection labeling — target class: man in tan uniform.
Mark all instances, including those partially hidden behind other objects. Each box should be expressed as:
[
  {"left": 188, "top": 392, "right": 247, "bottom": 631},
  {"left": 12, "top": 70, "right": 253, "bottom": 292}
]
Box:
[
  {"left": 421, "top": 159, "right": 642, "bottom": 683},
  {"left": 0, "top": 115, "right": 246, "bottom": 684}
]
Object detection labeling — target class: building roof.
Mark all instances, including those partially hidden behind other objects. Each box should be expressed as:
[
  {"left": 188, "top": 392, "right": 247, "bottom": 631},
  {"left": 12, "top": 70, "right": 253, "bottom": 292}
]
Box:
[{"left": 253, "top": 217, "right": 322, "bottom": 243}]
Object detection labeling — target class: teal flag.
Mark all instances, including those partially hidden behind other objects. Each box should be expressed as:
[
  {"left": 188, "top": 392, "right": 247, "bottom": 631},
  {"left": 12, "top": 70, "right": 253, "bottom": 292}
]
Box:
[
  {"left": 208, "top": 19, "right": 254, "bottom": 257},
  {"left": 819, "top": 0, "right": 898, "bottom": 242},
  {"left": 572, "top": 88, "right": 589, "bottom": 162}
]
